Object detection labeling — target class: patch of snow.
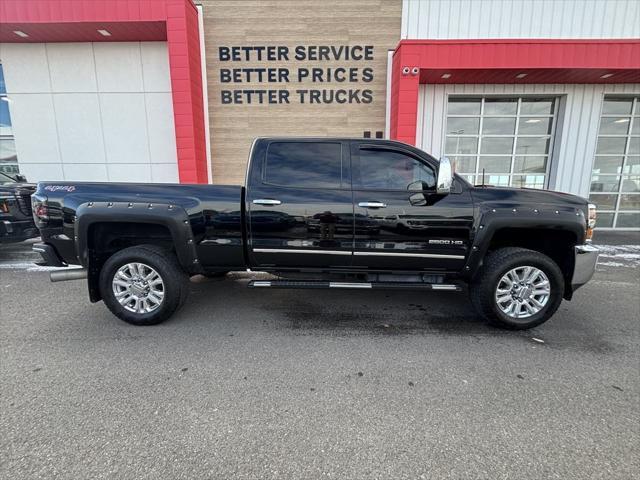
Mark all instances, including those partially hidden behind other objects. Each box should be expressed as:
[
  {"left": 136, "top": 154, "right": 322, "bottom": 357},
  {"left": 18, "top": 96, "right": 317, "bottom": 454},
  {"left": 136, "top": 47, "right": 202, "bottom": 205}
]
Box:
[
  {"left": 0, "top": 262, "right": 65, "bottom": 272},
  {"left": 594, "top": 244, "right": 640, "bottom": 268},
  {"left": 597, "top": 261, "right": 627, "bottom": 268},
  {"left": 595, "top": 244, "right": 640, "bottom": 255}
]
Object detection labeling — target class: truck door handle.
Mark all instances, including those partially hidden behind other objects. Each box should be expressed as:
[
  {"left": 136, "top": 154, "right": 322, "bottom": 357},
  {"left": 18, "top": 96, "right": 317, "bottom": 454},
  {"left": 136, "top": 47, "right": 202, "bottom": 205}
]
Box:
[
  {"left": 253, "top": 199, "right": 282, "bottom": 206},
  {"left": 358, "top": 201, "right": 387, "bottom": 209}
]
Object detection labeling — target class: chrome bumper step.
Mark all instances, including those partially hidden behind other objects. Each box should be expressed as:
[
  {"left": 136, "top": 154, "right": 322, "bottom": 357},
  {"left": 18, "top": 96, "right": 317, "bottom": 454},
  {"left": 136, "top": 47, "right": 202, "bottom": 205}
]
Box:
[{"left": 248, "top": 280, "right": 461, "bottom": 291}]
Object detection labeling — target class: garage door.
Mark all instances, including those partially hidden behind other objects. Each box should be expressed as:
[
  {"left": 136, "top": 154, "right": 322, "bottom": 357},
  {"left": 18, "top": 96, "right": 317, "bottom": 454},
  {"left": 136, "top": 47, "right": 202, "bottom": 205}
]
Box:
[
  {"left": 589, "top": 96, "right": 640, "bottom": 229},
  {"left": 443, "top": 96, "right": 558, "bottom": 190}
]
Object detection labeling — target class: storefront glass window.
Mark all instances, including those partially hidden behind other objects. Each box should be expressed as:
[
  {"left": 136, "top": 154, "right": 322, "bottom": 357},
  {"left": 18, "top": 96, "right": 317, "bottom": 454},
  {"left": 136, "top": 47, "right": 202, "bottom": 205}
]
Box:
[
  {"left": 0, "top": 64, "right": 20, "bottom": 176},
  {"left": 445, "top": 96, "right": 557, "bottom": 189},
  {"left": 589, "top": 96, "right": 640, "bottom": 229}
]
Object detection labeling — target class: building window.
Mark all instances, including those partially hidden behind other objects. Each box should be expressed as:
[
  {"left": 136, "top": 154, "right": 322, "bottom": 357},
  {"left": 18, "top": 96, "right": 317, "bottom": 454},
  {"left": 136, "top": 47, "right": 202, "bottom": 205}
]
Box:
[
  {"left": 589, "top": 96, "right": 640, "bottom": 230},
  {"left": 0, "top": 64, "right": 19, "bottom": 176},
  {"left": 444, "top": 96, "right": 558, "bottom": 189}
]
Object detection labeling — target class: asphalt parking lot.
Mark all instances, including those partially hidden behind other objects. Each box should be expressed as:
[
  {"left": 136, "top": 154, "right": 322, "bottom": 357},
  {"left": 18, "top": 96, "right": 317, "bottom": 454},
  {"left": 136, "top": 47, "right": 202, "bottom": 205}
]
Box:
[{"left": 1, "top": 238, "right": 639, "bottom": 479}]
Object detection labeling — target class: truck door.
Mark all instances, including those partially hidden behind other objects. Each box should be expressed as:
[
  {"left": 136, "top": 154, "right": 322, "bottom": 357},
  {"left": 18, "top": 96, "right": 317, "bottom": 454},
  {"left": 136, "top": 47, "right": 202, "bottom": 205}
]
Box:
[
  {"left": 350, "top": 142, "right": 473, "bottom": 272},
  {"left": 246, "top": 140, "right": 354, "bottom": 269}
]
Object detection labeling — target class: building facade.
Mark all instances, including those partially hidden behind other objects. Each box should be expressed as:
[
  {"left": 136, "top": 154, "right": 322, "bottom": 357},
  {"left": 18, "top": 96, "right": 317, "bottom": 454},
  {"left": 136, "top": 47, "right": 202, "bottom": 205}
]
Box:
[{"left": 0, "top": 0, "right": 639, "bottom": 229}]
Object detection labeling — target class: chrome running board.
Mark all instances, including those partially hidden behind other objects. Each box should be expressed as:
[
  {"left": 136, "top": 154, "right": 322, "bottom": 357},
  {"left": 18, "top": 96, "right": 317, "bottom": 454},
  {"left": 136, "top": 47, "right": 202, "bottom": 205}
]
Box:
[{"left": 248, "top": 280, "right": 461, "bottom": 291}]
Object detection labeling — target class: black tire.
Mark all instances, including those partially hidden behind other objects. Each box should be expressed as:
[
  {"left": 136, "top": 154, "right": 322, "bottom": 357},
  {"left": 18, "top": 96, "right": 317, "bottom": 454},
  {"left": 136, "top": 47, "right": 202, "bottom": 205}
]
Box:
[
  {"left": 470, "top": 247, "right": 564, "bottom": 330},
  {"left": 99, "top": 245, "right": 189, "bottom": 325}
]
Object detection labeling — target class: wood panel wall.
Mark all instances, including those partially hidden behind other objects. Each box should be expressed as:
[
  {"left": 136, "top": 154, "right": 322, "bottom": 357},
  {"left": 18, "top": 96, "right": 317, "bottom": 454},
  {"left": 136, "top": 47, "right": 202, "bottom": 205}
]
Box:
[{"left": 200, "top": 0, "right": 402, "bottom": 184}]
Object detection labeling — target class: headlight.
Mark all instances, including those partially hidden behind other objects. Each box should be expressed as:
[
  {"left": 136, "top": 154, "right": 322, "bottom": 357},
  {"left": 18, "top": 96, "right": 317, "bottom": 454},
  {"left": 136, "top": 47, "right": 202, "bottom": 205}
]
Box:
[
  {"left": 586, "top": 203, "right": 597, "bottom": 241},
  {"left": 588, "top": 203, "right": 597, "bottom": 228}
]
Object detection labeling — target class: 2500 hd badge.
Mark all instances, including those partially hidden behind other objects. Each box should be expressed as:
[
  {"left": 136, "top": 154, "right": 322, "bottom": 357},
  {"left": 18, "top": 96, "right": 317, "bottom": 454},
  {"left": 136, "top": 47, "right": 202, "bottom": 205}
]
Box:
[{"left": 429, "top": 239, "right": 465, "bottom": 245}]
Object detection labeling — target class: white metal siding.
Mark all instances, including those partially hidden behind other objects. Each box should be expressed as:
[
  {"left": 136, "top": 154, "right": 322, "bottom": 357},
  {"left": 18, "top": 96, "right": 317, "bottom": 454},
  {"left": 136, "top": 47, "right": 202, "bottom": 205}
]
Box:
[
  {"left": 402, "top": 0, "right": 640, "bottom": 39},
  {"left": 417, "top": 83, "right": 640, "bottom": 197},
  {"left": 0, "top": 42, "right": 178, "bottom": 183}
]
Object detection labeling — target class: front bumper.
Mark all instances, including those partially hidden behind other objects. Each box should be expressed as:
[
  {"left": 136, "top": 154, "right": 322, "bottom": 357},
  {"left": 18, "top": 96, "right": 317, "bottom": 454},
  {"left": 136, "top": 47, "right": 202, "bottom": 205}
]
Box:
[{"left": 571, "top": 244, "right": 599, "bottom": 291}]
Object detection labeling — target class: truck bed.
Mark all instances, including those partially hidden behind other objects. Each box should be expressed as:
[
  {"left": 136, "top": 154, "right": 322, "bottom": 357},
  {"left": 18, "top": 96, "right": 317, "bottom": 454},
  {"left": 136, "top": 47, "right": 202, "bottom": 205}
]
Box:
[{"left": 33, "top": 182, "right": 245, "bottom": 270}]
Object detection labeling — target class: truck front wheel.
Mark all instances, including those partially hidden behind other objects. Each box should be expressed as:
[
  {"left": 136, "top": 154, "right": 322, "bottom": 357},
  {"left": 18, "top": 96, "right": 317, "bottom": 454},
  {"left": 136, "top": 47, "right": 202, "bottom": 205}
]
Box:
[
  {"left": 470, "top": 247, "right": 564, "bottom": 330},
  {"left": 99, "top": 245, "right": 189, "bottom": 325}
]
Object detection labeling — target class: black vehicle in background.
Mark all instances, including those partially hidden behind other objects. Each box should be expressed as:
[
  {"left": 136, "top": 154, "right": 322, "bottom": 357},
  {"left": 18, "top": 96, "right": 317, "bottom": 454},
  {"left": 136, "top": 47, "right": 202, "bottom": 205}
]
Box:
[
  {"left": 0, "top": 171, "right": 38, "bottom": 244},
  {"left": 31, "top": 138, "right": 599, "bottom": 329}
]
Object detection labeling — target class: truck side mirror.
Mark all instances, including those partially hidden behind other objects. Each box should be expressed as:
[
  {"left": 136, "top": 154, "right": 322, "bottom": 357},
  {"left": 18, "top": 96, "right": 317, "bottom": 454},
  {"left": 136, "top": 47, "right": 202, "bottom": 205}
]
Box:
[
  {"left": 14, "top": 174, "right": 27, "bottom": 183},
  {"left": 407, "top": 180, "right": 430, "bottom": 191},
  {"left": 409, "top": 192, "right": 427, "bottom": 206},
  {"left": 436, "top": 157, "right": 453, "bottom": 194}
]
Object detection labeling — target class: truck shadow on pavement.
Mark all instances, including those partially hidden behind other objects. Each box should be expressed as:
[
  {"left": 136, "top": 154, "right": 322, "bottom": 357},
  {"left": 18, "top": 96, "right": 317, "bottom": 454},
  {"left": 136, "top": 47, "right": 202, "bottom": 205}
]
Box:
[
  {"left": 179, "top": 274, "right": 620, "bottom": 355},
  {"left": 184, "top": 274, "right": 508, "bottom": 337}
]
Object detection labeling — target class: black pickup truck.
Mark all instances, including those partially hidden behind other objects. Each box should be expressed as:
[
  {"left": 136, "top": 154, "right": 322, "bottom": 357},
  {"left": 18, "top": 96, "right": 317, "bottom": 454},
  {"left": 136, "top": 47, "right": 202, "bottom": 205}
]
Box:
[
  {"left": 31, "top": 138, "right": 598, "bottom": 329},
  {"left": 1, "top": 171, "right": 38, "bottom": 244}
]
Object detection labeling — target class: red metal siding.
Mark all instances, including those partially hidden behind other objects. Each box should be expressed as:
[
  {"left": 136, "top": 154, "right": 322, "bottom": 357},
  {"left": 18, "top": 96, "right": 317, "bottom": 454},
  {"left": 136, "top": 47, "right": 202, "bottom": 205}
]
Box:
[
  {"left": 165, "top": 0, "right": 207, "bottom": 183},
  {"left": 0, "top": 0, "right": 167, "bottom": 23}
]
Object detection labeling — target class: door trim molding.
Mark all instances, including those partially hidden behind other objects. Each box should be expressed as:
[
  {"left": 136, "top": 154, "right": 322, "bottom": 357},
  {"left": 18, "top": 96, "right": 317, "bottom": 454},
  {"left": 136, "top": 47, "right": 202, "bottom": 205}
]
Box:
[
  {"left": 252, "top": 248, "right": 465, "bottom": 260},
  {"left": 253, "top": 248, "right": 352, "bottom": 255},
  {"left": 353, "top": 251, "right": 465, "bottom": 259}
]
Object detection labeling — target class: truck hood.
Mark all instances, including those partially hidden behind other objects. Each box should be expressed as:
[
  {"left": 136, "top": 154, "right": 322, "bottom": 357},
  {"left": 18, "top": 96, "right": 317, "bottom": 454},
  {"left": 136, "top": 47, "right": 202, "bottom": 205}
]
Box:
[
  {"left": 0, "top": 183, "right": 36, "bottom": 194},
  {"left": 470, "top": 185, "right": 588, "bottom": 209}
]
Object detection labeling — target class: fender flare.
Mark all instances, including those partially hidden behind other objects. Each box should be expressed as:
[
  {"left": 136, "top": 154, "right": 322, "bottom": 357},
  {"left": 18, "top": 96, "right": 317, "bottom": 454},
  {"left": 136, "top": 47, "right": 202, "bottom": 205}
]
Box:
[
  {"left": 74, "top": 201, "right": 201, "bottom": 272},
  {"left": 462, "top": 204, "right": 586, "bottom": 280}
]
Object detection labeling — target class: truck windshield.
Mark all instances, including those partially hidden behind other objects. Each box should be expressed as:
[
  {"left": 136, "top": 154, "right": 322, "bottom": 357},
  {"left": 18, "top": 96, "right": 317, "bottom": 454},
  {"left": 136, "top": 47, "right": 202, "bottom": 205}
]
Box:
[{"left": 0, "top": 172, "right": 18, "bottom": 185}]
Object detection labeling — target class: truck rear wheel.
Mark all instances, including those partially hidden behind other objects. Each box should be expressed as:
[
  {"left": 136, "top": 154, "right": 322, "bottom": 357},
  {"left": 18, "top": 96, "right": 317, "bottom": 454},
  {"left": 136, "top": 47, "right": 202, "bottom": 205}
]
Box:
[
  {"left": 99, "top": 245, "right": 188, "bottom": 325},
  {"left": 470, "top": 247, "right": 564, "bottom": 330}
]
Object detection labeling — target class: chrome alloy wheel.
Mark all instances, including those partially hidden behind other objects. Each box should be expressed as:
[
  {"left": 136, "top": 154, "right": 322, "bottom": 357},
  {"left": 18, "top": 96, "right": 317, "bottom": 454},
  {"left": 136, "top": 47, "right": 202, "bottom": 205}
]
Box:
[
  {"left": 112, "top": 262, "right": 165, "bottom": 314},
  {"left": 495, "top": 266, "right": 550, "bottom": 319}
]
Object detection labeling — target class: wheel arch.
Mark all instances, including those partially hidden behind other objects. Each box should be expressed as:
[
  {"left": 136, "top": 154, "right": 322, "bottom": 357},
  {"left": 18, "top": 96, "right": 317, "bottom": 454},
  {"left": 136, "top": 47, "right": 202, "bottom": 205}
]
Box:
[{"left": 74, "top": 202, "right": 201, "bottom": 302}]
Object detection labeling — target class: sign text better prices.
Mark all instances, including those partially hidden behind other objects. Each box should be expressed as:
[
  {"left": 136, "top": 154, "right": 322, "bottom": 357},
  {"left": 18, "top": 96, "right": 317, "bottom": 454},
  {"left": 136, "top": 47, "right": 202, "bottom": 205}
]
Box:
[{"left": 218, "top": 45, "right": 375, "bottom": 105}]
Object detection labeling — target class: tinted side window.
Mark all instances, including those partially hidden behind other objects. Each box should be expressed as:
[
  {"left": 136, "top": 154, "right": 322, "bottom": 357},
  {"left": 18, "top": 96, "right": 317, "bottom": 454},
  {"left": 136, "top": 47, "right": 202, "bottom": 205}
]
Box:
[
  {"left": 356, "top": 149, "right": 436, "bottom": 190},
  {"left": 264, "top": 142, "right": 342, "bottom": 188}
]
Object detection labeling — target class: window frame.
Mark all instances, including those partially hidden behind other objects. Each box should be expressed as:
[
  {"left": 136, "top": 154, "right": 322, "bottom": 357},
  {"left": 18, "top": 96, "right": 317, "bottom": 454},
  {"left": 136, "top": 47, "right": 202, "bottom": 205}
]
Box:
[
  {"left": 443, "top": 95, "right": 559, "bottom": 189},
  {"left": 261, "top": 140, "right": 348, "bottom": 190},
  {"left": 589, "top": 95, "right": 640, "bottom": 230},
  {"left": 0, "top": 63, "right": 20, "bottom": 176},
  {"left": 351, "top": 143, "right": 438, "bottom": 192}
]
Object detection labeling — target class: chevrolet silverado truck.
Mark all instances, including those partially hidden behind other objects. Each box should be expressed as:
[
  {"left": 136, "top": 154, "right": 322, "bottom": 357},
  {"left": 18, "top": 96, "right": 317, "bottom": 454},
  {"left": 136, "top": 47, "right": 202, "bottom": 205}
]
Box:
[
  {"left": 1, "top": 171, "right": 38, "bottom": 244},
  {"left": 31, "top": 138, "right": 598, "bottom": 329}
]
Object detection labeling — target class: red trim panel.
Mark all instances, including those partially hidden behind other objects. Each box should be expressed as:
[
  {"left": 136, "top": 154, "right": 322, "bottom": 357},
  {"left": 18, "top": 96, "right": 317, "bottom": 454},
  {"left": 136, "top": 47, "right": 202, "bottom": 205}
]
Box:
[
  {"left": 166, "top": 0, "right": 207, "bottom": 183},
  {"left": 0, "top": 0, "right": 208, "bottom": 184},
  {"left": 0, "top": 0, "right": 168, "bottom": 23},
  {"left": 390, "top": 39, "right": 640, "bottom": 146}
]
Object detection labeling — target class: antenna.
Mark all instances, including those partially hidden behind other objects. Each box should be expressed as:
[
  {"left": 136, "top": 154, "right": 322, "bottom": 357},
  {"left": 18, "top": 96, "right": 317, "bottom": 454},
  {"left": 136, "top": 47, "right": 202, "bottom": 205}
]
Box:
[{"left": 481, "top": 168, "right": 486, "bottom": 186}]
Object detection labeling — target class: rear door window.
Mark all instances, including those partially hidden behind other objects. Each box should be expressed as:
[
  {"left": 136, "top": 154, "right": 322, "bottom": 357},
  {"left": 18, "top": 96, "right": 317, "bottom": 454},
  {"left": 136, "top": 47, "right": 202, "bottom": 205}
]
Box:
[{"left": 264, "top": 142, "right": 343, "bottom": 188}]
